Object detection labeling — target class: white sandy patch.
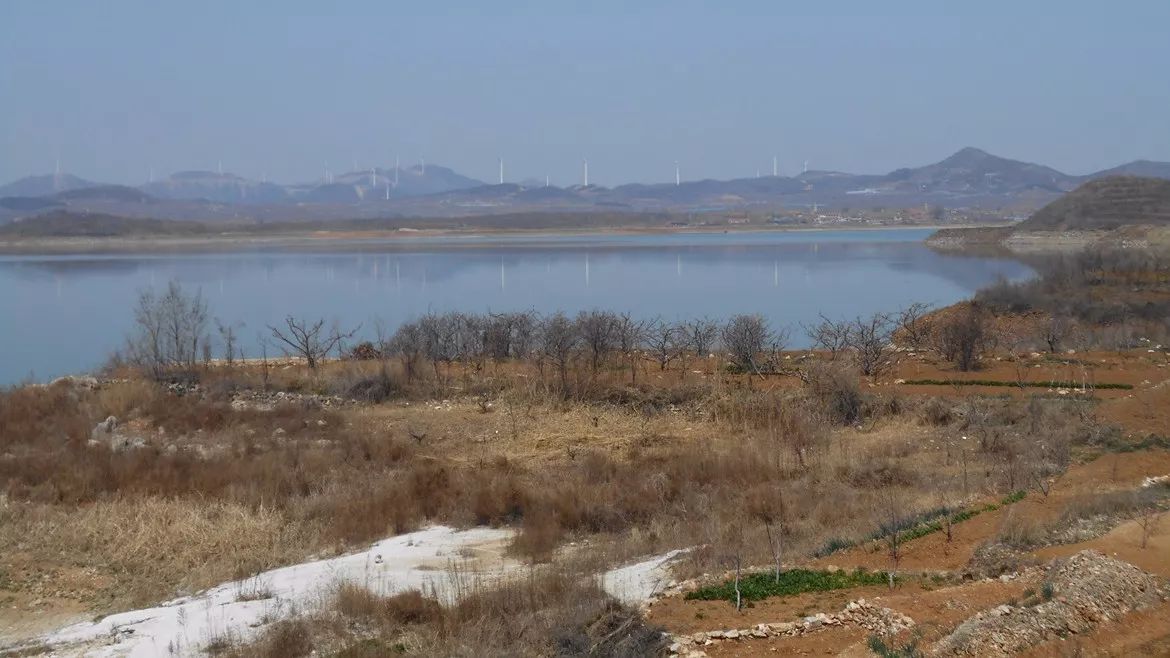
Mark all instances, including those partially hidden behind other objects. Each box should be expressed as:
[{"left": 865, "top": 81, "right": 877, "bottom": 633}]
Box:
[
  {"left": 37, "top": 526, "right": 514, "bottom": 658},
  {"left": 599, "top": 549, "right": 689, "bottom": 605}
]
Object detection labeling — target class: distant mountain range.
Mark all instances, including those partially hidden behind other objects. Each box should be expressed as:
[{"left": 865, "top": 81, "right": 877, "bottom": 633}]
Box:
[{"left": 3, "top": 148, "right": 1170, "bottom": 223}]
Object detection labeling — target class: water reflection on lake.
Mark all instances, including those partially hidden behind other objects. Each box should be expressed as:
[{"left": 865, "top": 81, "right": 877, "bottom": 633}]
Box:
[{"left": 0, "top": 229, "right": 1031, "bottom": 384}]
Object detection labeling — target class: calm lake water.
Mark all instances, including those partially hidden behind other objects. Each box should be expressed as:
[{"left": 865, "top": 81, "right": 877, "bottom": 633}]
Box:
[{"left": 0, "top": 229, "right": 1031, "bottom": 385}]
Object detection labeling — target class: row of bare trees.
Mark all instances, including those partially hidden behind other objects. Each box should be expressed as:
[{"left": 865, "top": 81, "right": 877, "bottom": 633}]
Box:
[
  {"left": 376, "top": 309, "right": 791, "bottom": 386},
  {"left": 804, "top": 302, "right": 999, "bottom": 373},
  {"left": 125, "top": 281, "right": 994, "bottom": 382}
]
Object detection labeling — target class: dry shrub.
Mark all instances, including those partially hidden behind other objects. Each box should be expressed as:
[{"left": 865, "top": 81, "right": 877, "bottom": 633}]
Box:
[
  {"left": 838, "top": 460, "right": 919, "bottom": 489},
  {"left": 0, "top": 498, "right": 314, "bottom": 607},
  {"left": 805, "top": 360, "right": 863, "bottom": 425},
  {"left": 1059, "top": 488, "right": 1168, "bottom": 526},
  {"left": 512, "top": 506, "right": 564, "bottom": 562},
  {"left": 918, "top": 397, "right": 955, "bottom": 426},
  {"left": 996, "top": 508, "right": 1048, "bottom": 548},
  {"left": 248, "top": 619, "right": 313, "bottom": 658},
  {"left": 96, "top": 379, "right": 160, "bottom": 418},
  {"left": 312, "top": 475, "right": 421, "bottom": 545},
  {"left": 0, "top": 382, "right": 93, "bottom": 449},
  {"left": 335, "top": 584, "right": 442, "bottom": 626},
  {"left": 334, "top": 363, "right": 403, "bottom": 403},
  {"left": 436, "top": 569, "right": 665, "bottom": 657},
  {"left": 285, "top": 568, "right": 665, "bottom": 657}
]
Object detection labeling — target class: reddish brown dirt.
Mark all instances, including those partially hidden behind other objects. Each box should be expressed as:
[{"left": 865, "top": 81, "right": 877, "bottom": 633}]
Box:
[
  {"left": 657, "top": 579, "right": 1032, "bottom": 657},
  {"left": 887, "top": 349, "right": 1169, "bottom": 406},
  {"left": 650, "top": 451, "right": 1170, "bottom": 656},
  {"left": 1034, "top": 511, "right": 1170, "bottom": 578},
  {"left": 647, "top": 584, "right": 893, "bottom": 635},
  {"left": 1020, "top": 601, "right": 1170, "bottom": 658},
  {"left": 805, "top": 450, "right": 1170, "bottom": 574}
]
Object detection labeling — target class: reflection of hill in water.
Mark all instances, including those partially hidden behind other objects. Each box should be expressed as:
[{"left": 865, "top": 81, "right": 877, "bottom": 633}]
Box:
[{"left": 0, "top": 238, "right": 1031, "bottom": 292}]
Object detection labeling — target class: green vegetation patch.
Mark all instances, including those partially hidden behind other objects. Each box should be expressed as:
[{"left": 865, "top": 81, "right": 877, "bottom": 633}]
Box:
[
  {"left": 815, "top": 491, "right": 1027, "bottom": 558},
  {"left": 685, "top": 568, "right": 889, "bottom": 603},
  {"left": 1099, "top": 434, "right": 1170, "bottom": 453},
  {"left": 901, "top": 379, "right": 1132, "bottom": 390}
]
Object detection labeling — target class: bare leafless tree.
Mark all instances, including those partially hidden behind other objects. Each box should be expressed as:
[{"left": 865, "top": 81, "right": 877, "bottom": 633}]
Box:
[
  {"left": 386, "top": 320, "right": 425, "bottom": 381},
  {"left": 747, "top": 486, "right": 787, "bottom": 583},
  {"left": 721, "top": 314, "right": 779, "bottom": 374},
  {"left": 878, "top": 491, "right": 907, "bottom": 590},
  {"left": 216, "top": 318, "right": 243, "bottom": 366},
  {"left": 575, "top": 309, "right": 619, "bottom": 373},
  {"left": 418, "top": 312, "right": 460, "bottom": 376},
  {"left": 644, "top": 318, "right": 682, "bottom": 371},
  {"left": 846, "top": 312, "right": 898, "bottom": 379},
  {"left": 541, "top": 312, "right": 579, "bottom": 392},
  {"left": 1039, "top": 314, "right": 1075, "bottom": 354},
  {"left": 268, "top": 316, "right": 358, "bottom": 370},
  {"left": 804, "top": 314, "right": 851, "bottom": 359},
  {"left": 896, "top": 302, "right": 934, "bottom": 350},
  {"left": 933, "top": 303, "right": 993, "bottom": 371},
  {"left": 125, "top": 280, "right": 210, "bottom": 379},
  {"left": 681, "top": 316, "right": 720, "bottom": 357},
  {"left": 614, "top": 312, "right": 647, "bottom": 384}
]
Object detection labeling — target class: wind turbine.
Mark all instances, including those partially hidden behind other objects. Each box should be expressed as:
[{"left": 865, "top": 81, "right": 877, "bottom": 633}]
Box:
[
  {"left": 773, "top": 155, "right": 778, "bottom": 177},
  {"left": 675, "top": 161, "right": 680, "bottom": 186},
  {"left": 582, "top": 159, "right": 589, "bottom": 187},
  {"left": 498, "top": 157, "right": 504, "bottom": 185}
]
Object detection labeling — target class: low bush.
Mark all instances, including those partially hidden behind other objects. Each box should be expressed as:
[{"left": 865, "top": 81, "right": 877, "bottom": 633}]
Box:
[
  {"left": 335, "top": 584, "right": 443, "bottom": 626},
  {"left": 805, "top": 361, "right": 863, "bottom": 425}
]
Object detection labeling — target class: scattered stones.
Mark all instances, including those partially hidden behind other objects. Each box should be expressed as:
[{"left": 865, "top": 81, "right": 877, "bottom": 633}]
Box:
[
  {"left": 87, "top": 416, "right": 148, "bottom": 451},
  {"left": 965, "top": 542, "right": 1039, "bottom": 579},
  {"left": 1142, "top": 474, "right": 1169, "bottom": 488},
  {"left": 230, "top": 389, "right": 351, "bottom": 411},
  {"left": 665, "top": 599, "right": 914, "bottom": 655},
  {"left": 933, "top": 550, "right": 1167, "bottom": 657},
  {"left": 91, "top": 416, "right": 118, "bottom": 439}
]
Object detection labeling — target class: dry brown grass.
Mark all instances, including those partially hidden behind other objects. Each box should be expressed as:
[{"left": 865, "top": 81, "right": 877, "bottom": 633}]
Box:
[
  {"left": 233, "top": 568, "right": 665, "bottom": 658},
  {"left": 0, "top": 497, "right": 315, "bottom": 608},
  {"left": 0, "top": 350, "right": 1121, "bottom": 630}
]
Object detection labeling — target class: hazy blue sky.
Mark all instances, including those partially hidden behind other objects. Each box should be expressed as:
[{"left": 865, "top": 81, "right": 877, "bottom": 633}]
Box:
[{"left": 3, "top": 1, "right": 1168, "bottom": 186}]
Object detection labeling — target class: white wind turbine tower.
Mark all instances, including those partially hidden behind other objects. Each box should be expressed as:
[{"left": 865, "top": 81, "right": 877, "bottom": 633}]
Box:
[
  {"left": 582, "top": 159, "right": 589, "bottom": 187},
  {"left": 803, "top": 159, "right": 809, "bottom": 174},
  {"left": 498, "top": 157, "right": 504, "bottom": 185},
  {"left": 394, "top": 156, "right": 400, "bottom": 186},
  {"left": 773, "top": 155, "right": 778, "bottom": 177},
  {"left": 675, "top": 161, "right": 680, "bottom": 186}
]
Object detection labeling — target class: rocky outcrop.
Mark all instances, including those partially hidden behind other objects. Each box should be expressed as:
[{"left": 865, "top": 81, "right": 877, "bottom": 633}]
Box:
[{"left": 88, "top": 415, "right": 146, "bottom": 452}]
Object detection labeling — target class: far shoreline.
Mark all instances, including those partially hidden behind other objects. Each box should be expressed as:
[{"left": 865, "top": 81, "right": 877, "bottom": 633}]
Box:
[{"left": 0, "top": 222, "right": 1007, "bottom": 256}]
